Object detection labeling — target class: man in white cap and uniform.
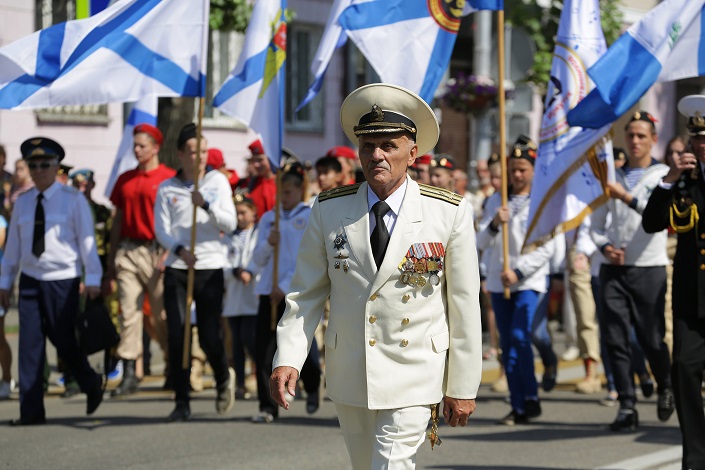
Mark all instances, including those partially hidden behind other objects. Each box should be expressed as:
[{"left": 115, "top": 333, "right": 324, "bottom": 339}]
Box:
[
  {"left": 269, "top": 83, "right": 482, "bottom": 469},
  {"left": 643, "top": 95, "right": 705, "bottom": 470}
]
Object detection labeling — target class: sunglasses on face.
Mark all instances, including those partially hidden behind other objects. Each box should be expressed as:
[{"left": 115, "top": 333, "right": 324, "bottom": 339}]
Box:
[{"left": 28, "top": 161, "right": 55, "bottom": 170}]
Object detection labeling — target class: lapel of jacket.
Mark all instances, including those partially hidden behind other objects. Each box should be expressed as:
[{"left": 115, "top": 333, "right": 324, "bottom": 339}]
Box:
[
  {"left": 342, "top": 182, "right": 376, "bottom": 282},
  {"left": 370, "top": 178, "right": 424, "bottom": 294}
]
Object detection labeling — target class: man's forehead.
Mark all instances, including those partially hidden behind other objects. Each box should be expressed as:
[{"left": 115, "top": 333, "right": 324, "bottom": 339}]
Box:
[
  {"left": 626, "top": 120, "right": 654, "bottom": 135},
  {"left": 359, "top": 132, "right": 413, "bottom": 144}
]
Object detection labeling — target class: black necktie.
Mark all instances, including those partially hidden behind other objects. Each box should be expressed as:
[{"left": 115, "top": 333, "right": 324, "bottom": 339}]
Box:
[
  {"left": 32, "top": 193, "right": 45, "bottom": 258},
  {"left": 370, "top": 201, "right": 391, "bottom": 269}
]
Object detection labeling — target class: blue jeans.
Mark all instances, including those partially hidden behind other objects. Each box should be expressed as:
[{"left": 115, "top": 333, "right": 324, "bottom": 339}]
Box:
[
  {"left": 531, "top": 277, "right": 557, "bottom": 369},
  {"left": 492, "top": 290, "right": 540, "bottom": 413}
]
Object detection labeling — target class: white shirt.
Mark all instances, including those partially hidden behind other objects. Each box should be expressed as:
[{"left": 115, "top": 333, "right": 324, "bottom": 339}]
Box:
[
  {"left": 154, "top": 170, "right": 236, "bottom": 270},
  {"left": 0, "top": 181, "right": 103, "bottom": 288},
  {"left": 223, "top": 226, "right": 260, "bottom": 317},
  {"left": 367, "top": 179, "right": 407, "bottom": 236}
]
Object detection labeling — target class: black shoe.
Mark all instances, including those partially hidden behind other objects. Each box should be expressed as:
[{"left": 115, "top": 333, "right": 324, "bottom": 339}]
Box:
[
  {"left": 657, "top": 387, "right": 675, "bottom": 422},
  {"left": 640, "top": 376, "right": 654, "bottom": 398},
  {"left": 10, "top": 416, "right": 47, "bottom": 426},
  {"left": 306, "top": 390, "right": 320, "bottom": 414},
  {"left": 166, "top": 402, "right": 191, "bottom": 422},
  {"left": 86, "top": 377, "right": 104, "bottom": 415},
  {"left": 542, "top": 365, "right": 557, "bottom": 392},
  {"left": 609, "top": 408, "right": 639, "bottom": 432},
  {"left": 525, "top": 399, "right": 542, "bottom": 419},
  {"left": 110, "top": 359, "right": 138, "bottom": 398},
  {"left": 497, "top": 410, "right": 528, "bottom": 426}
]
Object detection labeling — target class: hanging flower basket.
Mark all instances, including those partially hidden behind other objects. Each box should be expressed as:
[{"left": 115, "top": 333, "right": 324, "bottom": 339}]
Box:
[{"left": 439, "top": 73, "right": 514, "bottom": 116}]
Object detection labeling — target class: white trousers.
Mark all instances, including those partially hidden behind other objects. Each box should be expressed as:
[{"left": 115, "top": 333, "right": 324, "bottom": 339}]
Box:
[{"left": 335, "top": 403, "right": 431, "bottom": 470}]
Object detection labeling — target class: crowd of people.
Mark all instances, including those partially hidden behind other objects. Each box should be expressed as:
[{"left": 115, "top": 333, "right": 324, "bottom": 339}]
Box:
[{"left": 0, "top": 85, "right": 703, "bottom": 469}]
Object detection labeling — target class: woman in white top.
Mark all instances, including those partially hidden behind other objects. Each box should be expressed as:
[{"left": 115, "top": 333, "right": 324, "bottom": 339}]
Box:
[{"left": 223, "top": 196, "right": 259, "bottom": 399}]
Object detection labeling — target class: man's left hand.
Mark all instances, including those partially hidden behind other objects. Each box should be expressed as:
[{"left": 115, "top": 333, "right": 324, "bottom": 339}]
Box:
[
  {"left": 443, "top": 396, "right": 476, "bottom": 427},
  {"left": 85, "top": 286, "right": 101, "bottom": 300},
  {"left": 191, "top": 190, "right": 206, "bottom": 208},
  {"left": 270, "top": 366, "right": 299, "bottom": 410}
]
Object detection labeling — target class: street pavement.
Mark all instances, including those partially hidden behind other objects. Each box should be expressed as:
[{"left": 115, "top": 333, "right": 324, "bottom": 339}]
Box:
[{"left": 0, "top": 308, "right": 685, "bottom": 470}]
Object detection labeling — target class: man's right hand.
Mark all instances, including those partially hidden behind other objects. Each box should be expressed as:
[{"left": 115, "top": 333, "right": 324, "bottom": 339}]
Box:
[
  {"left": 270, "top": 366, "right": 299, "bottom": 410},
  {"left": 664, "top": 149, "right": 698, "bottom": 184},
  {"left": 0, "top": 289, "right": 8, "bottom": 311},
  {"left": 603, "top": 245, "right": 625, "bottom": 266}
]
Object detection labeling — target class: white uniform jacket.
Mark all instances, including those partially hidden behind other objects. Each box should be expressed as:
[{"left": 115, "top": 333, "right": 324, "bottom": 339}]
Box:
[{"left": 273, "top": 178, "right": 482, "bottom": 410}]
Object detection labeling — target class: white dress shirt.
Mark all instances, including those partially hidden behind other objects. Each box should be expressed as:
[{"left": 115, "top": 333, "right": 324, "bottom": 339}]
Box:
[
  {"left": 0, "top": 181, "right": 103, "bottom": 288},
  {"left": 367, "top": 179, "right": 407, "bottom": 237}
]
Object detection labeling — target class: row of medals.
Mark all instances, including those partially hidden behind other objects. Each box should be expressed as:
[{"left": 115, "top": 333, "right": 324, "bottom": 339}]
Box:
[{"left": 399, "top": 243, "right": 444, "bottom": 287}]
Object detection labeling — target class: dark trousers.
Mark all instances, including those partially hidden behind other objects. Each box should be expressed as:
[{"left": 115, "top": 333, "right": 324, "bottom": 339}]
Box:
[
  {"left": 227, "top": 316, "right": 256, "bottom": 388},
  {"left": 672, "top": 316, "right": 705, "bottom": 469},
  {"left": 600, "top": 265, "right": 671, "bottom": 409},
  {"left": 255, "top": 295, "right": 321, "bottom": 416},
  {"left": 164, "top": 268, "right": 229, "bottom": 404},
  {"left": 18, "top": 274, "right": 99, "bottom": 419}
]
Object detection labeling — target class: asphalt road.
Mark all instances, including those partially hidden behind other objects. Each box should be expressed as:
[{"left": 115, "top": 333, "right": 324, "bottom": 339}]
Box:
[{"left": 0, "top": 308, "right": 685, "bottom": 470}]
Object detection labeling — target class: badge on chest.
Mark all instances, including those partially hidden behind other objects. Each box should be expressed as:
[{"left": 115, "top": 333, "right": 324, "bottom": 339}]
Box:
[{"left": 399, "top": 242, "right": 445, "bottom": 288}]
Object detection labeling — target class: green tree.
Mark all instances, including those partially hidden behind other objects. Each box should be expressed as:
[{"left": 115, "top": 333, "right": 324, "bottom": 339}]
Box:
[
  {"left": 210, "top": 0, "right": 253, "bottom": 33},
  {"left": 506, "top": 0, "right": 624, "bottom": 94}
]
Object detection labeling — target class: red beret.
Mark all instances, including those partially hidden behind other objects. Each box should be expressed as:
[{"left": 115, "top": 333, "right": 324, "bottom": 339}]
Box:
[
  {"left": 416, "top": 154, "right": 432, "bottom": 165},
  {"left": 326, "top": 146, "right": 356, "bottom": 160},
  {"left": 207, "top": 148, "right": 225, "bottom": 169},
  {"left": 249, "top": 139, "right": 265, "bottom": 156},
  {"left": 133, "top": 123, "right": 163, "bottom": 146}
]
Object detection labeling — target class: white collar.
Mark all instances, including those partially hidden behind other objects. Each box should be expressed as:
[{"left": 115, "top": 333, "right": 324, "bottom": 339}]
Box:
[{"left": 367, "top": 179, "right": 408, "bottom": 216}]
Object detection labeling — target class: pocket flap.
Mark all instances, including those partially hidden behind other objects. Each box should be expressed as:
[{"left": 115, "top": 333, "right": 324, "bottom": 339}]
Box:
[
  {"left": 324, "top": 327, "right": 337, "bottom": 350},
  {"left": 431, "top": 330, "right": 449, "bottom": 353}
]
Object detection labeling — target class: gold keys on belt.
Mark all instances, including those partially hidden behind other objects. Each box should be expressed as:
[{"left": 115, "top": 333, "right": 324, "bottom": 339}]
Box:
[{"left": 428, "top": 402, "right": 443, "bottom": 450}]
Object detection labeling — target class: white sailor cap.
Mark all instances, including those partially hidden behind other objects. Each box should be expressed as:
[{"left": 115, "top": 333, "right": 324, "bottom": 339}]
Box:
[
  {"left": 678, "top": 95, "right": 705, "bottom": 136},
  {"left": 340, "top": 84, "right": 439, "bottom": 155}
]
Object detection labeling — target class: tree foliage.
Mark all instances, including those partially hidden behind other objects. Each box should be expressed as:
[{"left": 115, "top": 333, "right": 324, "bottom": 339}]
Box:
[
  {"left": 210, "top": 0, "right": 252, "bottom": 33},
  {"left": 506, "top": 0, "right": 624, "bottom": 94}
]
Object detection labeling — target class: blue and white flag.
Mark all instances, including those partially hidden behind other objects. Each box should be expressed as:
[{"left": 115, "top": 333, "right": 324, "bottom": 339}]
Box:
[
  {"left": 337, "top": 0, "right": 502, "bottom": 104},
  {"left": 568, "top": 0, "right": 705, "bottom": 129},
  {"left": 524, "top": 0, "right": 613, "bottom": 251},
  {"left": 295, "top": 0, "right": 351, "bottom": 112},
  {"left": 104, "top": 95, "right": 158, "bottom": 198},
  {"left": 0, "top": 0, "right": 208, "bottom": 110},
  {"left": 213, "top": 0, "right": 287, "bottom": 171}
]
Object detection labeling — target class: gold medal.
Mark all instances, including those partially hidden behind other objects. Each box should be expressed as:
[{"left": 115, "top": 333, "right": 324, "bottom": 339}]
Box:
[
  {"left": 427, "top": 260, "right": 438, "bottom": 271},
  {"left": 416, "top": 276, "right": 427, "bottom": 288},
  {"left": 400, "top": 272, "right": 411, "bottom": 284},
  {"left": 414, "top": 259, "right": 426, "bottom": 273}
]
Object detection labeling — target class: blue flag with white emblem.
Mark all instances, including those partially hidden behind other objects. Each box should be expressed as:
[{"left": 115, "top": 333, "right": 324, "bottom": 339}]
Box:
[
  {"left": 0, "top": 0, "right": 208, "bottom": 110},
  {"left": 337, "top": 0, "right": 502, "bottom": 104}
]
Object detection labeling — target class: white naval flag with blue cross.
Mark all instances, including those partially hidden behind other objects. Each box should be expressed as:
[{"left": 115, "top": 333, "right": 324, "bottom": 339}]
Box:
[
  {"left": 336, "top": 0, "right": 503, "bottom": 105},
  {"left": 568, "top": 0, "right": 705, "bottom": 129},
  {"left": 523, "top": 0, "right": 614, "bottom": 251},
  {"left": 0, "top": 0, "right": 209, "bottom": 110},
  {"left": 213, "top": 0, "right": 287, "bottom": 172}
]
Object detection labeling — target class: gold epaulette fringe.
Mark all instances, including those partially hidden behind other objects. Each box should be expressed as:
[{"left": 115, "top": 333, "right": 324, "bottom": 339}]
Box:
[
  {"left": 318, "top": 183, "right": 361, "bottom": 202},
  {"left": 418, "top": 184, "right": 463, "bottom": 206}
]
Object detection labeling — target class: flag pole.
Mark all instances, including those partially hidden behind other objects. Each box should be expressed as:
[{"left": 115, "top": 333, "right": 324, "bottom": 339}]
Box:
[
  {"left": 182, "top": 96, "right": 206, "bottom": 369},
  {"left": 497, "top": 9, "right": 510, "bottom": 300},
  {"left": 270, "top": 169, "right": 282, "bottom": 331}
]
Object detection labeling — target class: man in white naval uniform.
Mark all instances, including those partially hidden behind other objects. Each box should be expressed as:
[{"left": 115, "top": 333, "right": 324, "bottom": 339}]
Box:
[{"left": 270, "top": 84, "right": 482, "bottom": 469}]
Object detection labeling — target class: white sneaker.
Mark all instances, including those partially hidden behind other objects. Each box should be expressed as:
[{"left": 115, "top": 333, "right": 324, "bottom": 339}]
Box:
[
  {"left": 561, "top": 345, "right": 580, "bottom": 362},
  {"left": 0, "top": 379, "right": 15, "bottom": 399},
  {"left": 251, "top": 411, "right": 275, "bottom": 423}
]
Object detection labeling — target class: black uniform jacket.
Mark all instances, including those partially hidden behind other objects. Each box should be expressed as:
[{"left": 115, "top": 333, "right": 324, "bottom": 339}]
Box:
[{"left": 642, "top": 168, "right": 705, "bottom": 319}]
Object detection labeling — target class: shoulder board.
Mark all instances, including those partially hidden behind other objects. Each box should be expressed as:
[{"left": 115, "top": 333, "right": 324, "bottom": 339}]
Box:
[
  {"left": 418, "top": 184, "right": 463, "bottom": 206},
  {"left": 60, "top": 185, "right": 79, "bottom": 195},
  {"left": 318, "top": 183, "right": 361, "bottom": 202}
]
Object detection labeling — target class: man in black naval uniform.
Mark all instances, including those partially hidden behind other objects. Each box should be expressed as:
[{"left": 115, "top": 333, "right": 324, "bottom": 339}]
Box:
[{"left": 643, "top": 95, "right": 705, "bottom": 470}]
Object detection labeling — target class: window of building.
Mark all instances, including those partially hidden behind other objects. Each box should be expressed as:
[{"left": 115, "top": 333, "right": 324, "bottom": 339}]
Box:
[
  {"left": 286, "top": 23, "right": 324, "bottom": 132},
  {"left": 34, "top": 0, "right": 109, "bottom": 125},
  {"left": 204, "top": 29, "right": 248, "bottom": 129}
]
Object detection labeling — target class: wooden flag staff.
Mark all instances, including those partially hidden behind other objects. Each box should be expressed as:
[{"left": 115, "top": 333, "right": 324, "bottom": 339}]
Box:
[
  {"left": 182, "top": 96, "right": 206, "bottom": 370},
  {"left": 497, "top": 10, "right": 511, "bottom": 300}
]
